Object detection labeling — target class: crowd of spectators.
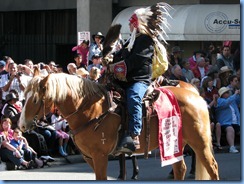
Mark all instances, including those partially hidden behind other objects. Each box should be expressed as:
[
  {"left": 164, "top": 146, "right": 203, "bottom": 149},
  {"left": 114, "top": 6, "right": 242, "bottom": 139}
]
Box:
[{"left": 0, "top": 35, "right": 240, "bottom": 172}]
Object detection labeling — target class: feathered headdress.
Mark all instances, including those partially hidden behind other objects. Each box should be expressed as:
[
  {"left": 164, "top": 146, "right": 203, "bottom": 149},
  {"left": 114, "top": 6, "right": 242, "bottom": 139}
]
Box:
[
  {"left": 127, "top": 2, "right": 172, "bottom": 51},
  {"left": 127, "top": 3, "right": 172, "bottom": 79}
]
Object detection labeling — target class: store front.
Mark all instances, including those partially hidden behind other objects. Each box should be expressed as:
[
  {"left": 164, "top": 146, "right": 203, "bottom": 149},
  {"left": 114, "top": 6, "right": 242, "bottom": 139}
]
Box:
[{"left": 112, "top": 4, "right": 240, "bottom": 58}]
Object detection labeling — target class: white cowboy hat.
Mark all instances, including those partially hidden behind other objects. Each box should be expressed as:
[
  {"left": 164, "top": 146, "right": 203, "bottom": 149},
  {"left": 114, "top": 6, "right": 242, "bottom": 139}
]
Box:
[{"left": 218, "top": 87, "right": 230, "bottom": 97}]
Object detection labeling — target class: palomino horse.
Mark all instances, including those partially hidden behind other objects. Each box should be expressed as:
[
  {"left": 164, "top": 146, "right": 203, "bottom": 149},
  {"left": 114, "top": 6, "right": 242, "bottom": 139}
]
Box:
[{"left": 19, "top": 69, "right": 219, "bottom": 180}]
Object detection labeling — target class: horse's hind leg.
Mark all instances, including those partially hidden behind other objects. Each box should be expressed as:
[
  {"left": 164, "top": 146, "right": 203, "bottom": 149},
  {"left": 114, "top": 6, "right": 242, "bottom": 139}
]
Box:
[
  {"left": 194, "top": 146, "right": 219, "bottom": 180},
  {"left": 172, "top": 160, "right": 187, "bottom": 180}
]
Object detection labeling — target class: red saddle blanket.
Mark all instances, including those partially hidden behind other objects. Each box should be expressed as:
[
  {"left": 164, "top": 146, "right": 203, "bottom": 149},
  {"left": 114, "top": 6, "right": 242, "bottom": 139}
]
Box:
[{"left": 153, "top": 87, "right": 183, "bottom": 167}]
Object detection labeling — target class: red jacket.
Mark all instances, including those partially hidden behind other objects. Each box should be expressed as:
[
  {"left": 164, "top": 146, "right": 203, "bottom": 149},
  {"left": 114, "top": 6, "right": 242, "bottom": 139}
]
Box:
[{"left": 192, "top": 66, "right": 208, "bottom": 80}]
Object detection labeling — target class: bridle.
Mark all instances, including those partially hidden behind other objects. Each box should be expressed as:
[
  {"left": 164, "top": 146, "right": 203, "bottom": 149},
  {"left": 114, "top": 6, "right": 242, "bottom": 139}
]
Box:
[{"left": 30, "top": 91, "right": 116, "bottom": 136}]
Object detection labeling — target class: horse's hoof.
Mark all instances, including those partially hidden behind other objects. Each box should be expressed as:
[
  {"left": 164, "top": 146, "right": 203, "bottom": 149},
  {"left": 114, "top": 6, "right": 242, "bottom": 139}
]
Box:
[{"left": 131, "top": 175, "right": 138, "bottom": 180}]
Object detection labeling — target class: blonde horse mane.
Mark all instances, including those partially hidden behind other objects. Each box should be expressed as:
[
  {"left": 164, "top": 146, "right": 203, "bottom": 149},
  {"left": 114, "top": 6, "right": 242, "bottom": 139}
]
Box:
[{"left": 25, "top": 73, "right": 107, "bottom": 103}]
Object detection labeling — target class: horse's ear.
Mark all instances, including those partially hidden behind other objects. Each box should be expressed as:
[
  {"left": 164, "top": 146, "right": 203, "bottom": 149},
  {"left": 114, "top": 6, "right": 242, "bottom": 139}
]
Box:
[
  {"left": 39, "top": 75, "right": 50, "bottom": 90},
  {"left": 33, "top": 66, "right": 40, "bottom": 77}
]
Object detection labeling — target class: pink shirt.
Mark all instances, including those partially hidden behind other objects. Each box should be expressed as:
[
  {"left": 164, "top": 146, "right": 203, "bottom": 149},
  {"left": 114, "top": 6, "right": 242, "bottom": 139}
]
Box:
[{"left": 72, "top": 46, "right": 89, "bottom": 66}]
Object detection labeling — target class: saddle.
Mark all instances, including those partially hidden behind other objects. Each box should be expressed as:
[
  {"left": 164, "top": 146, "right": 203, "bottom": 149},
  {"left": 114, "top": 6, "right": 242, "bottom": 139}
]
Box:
[{"left": 105, "top": 75, "right": 179, "bottom": 157}]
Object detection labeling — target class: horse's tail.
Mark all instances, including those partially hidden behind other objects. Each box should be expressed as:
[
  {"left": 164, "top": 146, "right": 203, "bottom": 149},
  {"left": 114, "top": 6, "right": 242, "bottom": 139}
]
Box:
[{"left": 195, "top": 138, "right": 213, "bottom": 180}]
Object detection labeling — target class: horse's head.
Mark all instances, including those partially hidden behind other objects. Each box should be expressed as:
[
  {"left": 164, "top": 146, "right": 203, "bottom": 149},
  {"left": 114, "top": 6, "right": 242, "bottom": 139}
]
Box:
[{"left": 19, "top": 68, "right": 53, "bottom": 132}]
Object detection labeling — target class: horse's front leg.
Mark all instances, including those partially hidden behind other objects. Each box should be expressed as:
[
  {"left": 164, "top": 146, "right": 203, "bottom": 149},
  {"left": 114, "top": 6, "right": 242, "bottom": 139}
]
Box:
[
  {"left": 172, "top": 159, "right": 187, "bottom": 180},
  {"left": 92, "top": 154, "right": 109, "bottom": 180},
  {"left": 83, "top": 155, "right": 94, "bottom": 171}
]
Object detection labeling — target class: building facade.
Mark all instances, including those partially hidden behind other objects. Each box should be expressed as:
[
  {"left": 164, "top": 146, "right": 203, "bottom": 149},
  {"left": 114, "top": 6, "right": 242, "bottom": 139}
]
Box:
[{"left": 0, "top": 0, "right": 240, "bottom": 67}]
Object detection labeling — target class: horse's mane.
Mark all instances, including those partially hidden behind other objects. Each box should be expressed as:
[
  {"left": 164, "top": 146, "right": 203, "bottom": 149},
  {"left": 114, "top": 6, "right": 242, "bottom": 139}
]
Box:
[{"left": 25, "top": 73, "right": 107, "bottom": 103}]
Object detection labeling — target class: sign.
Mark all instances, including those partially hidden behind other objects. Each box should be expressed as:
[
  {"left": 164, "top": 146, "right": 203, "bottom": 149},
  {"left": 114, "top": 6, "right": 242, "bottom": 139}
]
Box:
[{"left": 77, "top": 31, "right": 90, "bottom": 45}]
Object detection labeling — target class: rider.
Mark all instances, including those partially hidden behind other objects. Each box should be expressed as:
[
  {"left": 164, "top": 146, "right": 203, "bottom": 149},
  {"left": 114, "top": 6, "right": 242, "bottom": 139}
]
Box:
[{"left": 109, "top": 13, "right": 155, "bottom": 153}]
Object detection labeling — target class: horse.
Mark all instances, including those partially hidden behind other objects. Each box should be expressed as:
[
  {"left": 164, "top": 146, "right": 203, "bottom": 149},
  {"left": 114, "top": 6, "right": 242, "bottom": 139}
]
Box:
[{"left": 19, "top": 68, "right": 219, "bottom": 180}]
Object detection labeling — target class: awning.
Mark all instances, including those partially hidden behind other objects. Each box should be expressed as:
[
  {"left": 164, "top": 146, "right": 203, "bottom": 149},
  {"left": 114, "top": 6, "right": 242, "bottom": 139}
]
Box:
[{"left": 112, "top": 4, "right": 240, "bottom": 41}]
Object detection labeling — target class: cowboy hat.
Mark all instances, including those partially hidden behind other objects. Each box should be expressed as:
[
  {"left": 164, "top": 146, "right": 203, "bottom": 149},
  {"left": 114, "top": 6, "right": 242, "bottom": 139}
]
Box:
[
  {"left": 218, "top": 87, "right": 230, "bottom": 97},
  {"left": 6, "top": 93, "right": 18, "bottom": 102},
  {"left": 219, "top": 66, "right": 233, "bottom": 75},
  {"left": 172, "top": 46, "right": 184, "bottom": 53},
  {"left": 92, "top": 32, "right": 105, "bottom": 42}
]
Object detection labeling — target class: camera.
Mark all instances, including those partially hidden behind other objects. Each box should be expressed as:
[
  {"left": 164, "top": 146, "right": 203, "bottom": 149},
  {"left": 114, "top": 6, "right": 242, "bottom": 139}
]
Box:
[{"left": 17, "top": 72, "right": 22, "bottom": 76}]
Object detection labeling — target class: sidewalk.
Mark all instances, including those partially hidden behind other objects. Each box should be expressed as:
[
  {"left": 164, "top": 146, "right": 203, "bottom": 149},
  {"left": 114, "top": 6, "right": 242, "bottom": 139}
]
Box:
[
  {"left": 49, "top": 144, "right": 240, "bottom": 167},
  {"left": 0, "top": 144, "right": 240, "bottom": 170}
]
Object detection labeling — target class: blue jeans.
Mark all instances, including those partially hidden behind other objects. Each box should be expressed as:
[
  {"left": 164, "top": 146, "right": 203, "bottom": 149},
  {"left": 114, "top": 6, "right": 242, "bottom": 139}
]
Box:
[{"left": 126, "top": 82, "right": 148, "bottom": 136}]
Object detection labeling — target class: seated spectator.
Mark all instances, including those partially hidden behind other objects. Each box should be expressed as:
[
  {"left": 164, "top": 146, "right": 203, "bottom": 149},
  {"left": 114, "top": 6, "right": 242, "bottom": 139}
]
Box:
[
  {"left": 67, "top": 63, "right": 77, "bottom": 75},
  {"left": 76, "top": 68, "right": 89, "bottom": 78},
  {"left": 202, "top": 76, "right": 218, "bottom": 101},
  {"left": 10, "top": 128, "right": 44, "bottom": 168},
  {"left": 199, "top": 89, "right": 222, "bottom": 150},
  {"left": 168, "top": 46, "right": 184, "bottom": 67},
  {"left": 227, "top": 75, "right": 239, "bottom": 95},
  {"left": 181, "top": 59, "right": 194, "bottom": 83},
  {"left": 169, "top": 64, "right": 187, "bottom": 82},
  {"left": 201, "top": 66, "right": 221, "bottom": 89},
  {"left": 214, "top": 87, "right": 240, "bottom": 153},
  {"left": 218, "top": 66, "right": 233, "bottom": 87},
  {"left": 188, "top": 50, "right": 206, "bottom": 70},
  {"left": 192, "top": 57, "right": 208, "bottom": 80},
  {"left": 1, "top": 93, "right": 21, "bottom": 129},
  {"left": 51, "top": 109, "right": 69, "bottom": 157},
  {"left": 190, "top": 78, "right": 200, "bottom": 92},
  {"left": 89, "top": 67, "right": 101, "bottom": 82},
  {"left": 0, "top": 118, "right": 31, "bottom": 170},
  {"left": 73, "top": 53, "right": 87, "bottom": 70}
]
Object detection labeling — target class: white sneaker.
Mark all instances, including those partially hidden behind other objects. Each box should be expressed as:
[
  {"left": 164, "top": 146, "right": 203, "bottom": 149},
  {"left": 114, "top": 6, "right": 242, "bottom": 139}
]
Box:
[{"left": 229, "top": 146, "right": 239, "bottom": 153}]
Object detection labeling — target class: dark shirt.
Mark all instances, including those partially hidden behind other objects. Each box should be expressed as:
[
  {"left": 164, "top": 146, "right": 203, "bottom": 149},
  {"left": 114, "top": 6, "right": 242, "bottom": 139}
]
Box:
[{"left": 114, "top": 33, "right": 154, "bottom": 87}]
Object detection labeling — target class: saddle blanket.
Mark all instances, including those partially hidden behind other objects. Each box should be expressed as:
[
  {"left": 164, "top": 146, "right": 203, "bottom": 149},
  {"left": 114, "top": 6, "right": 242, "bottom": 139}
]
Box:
[{"left": 153, "top": 87, "right": 183, "bottom": 167}]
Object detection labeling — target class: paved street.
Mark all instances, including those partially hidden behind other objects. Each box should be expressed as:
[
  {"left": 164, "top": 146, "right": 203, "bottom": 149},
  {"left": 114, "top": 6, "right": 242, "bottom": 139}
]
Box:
[{"left": 0, "top": 150, "right": 241, "bottom": 181}]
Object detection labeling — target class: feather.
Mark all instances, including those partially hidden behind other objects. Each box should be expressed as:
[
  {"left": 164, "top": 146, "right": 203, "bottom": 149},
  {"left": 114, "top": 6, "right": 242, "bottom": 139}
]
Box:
[{"left": 102, "top": 24, "right": 122, "bottom": 58}]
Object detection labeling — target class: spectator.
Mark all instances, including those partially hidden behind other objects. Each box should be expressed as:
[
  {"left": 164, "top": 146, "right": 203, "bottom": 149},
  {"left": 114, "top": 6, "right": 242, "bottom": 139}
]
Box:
[
  {"left": 188, "top": 50, "right": 206, "bottom": 70},
  {"left": 181, "top": 59, "right": 194, "bottom": 83},
  {"left": 199, "top": 89, "right": 222, "bottom": 150},
  {"left": 0, "top": 62, "right": 27, "bottom": 105},
  {"left": 216, "top": 45, "right": 234, "bottom": 71},
  {"left": 73, "top": 53, "right": 86, "bottom": 70},
  {"left": 169, "top": 64, "right": 187, "bottom": 82},
  {"left": 10, "top": 128, "right": 44, "bottom": 168},
  {"left": 1, "top": 56, "right": 14, "bottom": 75},
  {"left": 51, "top": 109, "right": 69, "bottom": 157},
  {"left": 227, "top": 75, "right": 239, "bottom": 95},
  {"left": 67, "top": 63, "right": 77, "bottom": 75},
  {"left": 201, "top": 66, "right": 221, "bottom": 89},
  {"left": 168, "top": 46, "right": 184, "bottom": 67},
  {"left": 0, "top": 60, "right": 6, "bottom": 74},
  {"left": 192, "top": 57, "right": 208, "bottom": 80},
  {"left": 76, "top": 68, "right": 89, "bottom": 78},
  {"left": 88, "top": 32, "right": 105, "bottom": 65},
  {"left": 88, "top": 67, "right": 101, "bottom": 82},
  {"left": 72, "top": 40, "right": 90, "bottom": 67},
  {"left": 0, "top": 118, "right": 31, "bottom": 170},
  {"left": 87, "top": 54, "right": 103, "bottom": 72},
  {"left": 191, "top": 78, "right": 201, "bottom": 92},
  {"left": 48, "top": 61, "right": 58, "bottom": 73},
  {"left": 214, "top": 87, "right": 240, "bottom": 153},
  {"left": 1, "top": 93, "right": 21, "bottom": 129},
  {"left": 202, "top": 76, "right": 218, "bottom": 101},
  {"left": 218, "top": 66, "right": 233, "bottom": 87}
]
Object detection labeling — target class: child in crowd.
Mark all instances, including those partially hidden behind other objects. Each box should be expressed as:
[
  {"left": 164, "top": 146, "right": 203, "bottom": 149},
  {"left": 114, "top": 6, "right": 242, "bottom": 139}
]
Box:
[
  {"left": 51, "top": 108, "right": 69, "bottom": 157},
  {"left": 10, "top": 128, "right": 44, "bottom": 168}
]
